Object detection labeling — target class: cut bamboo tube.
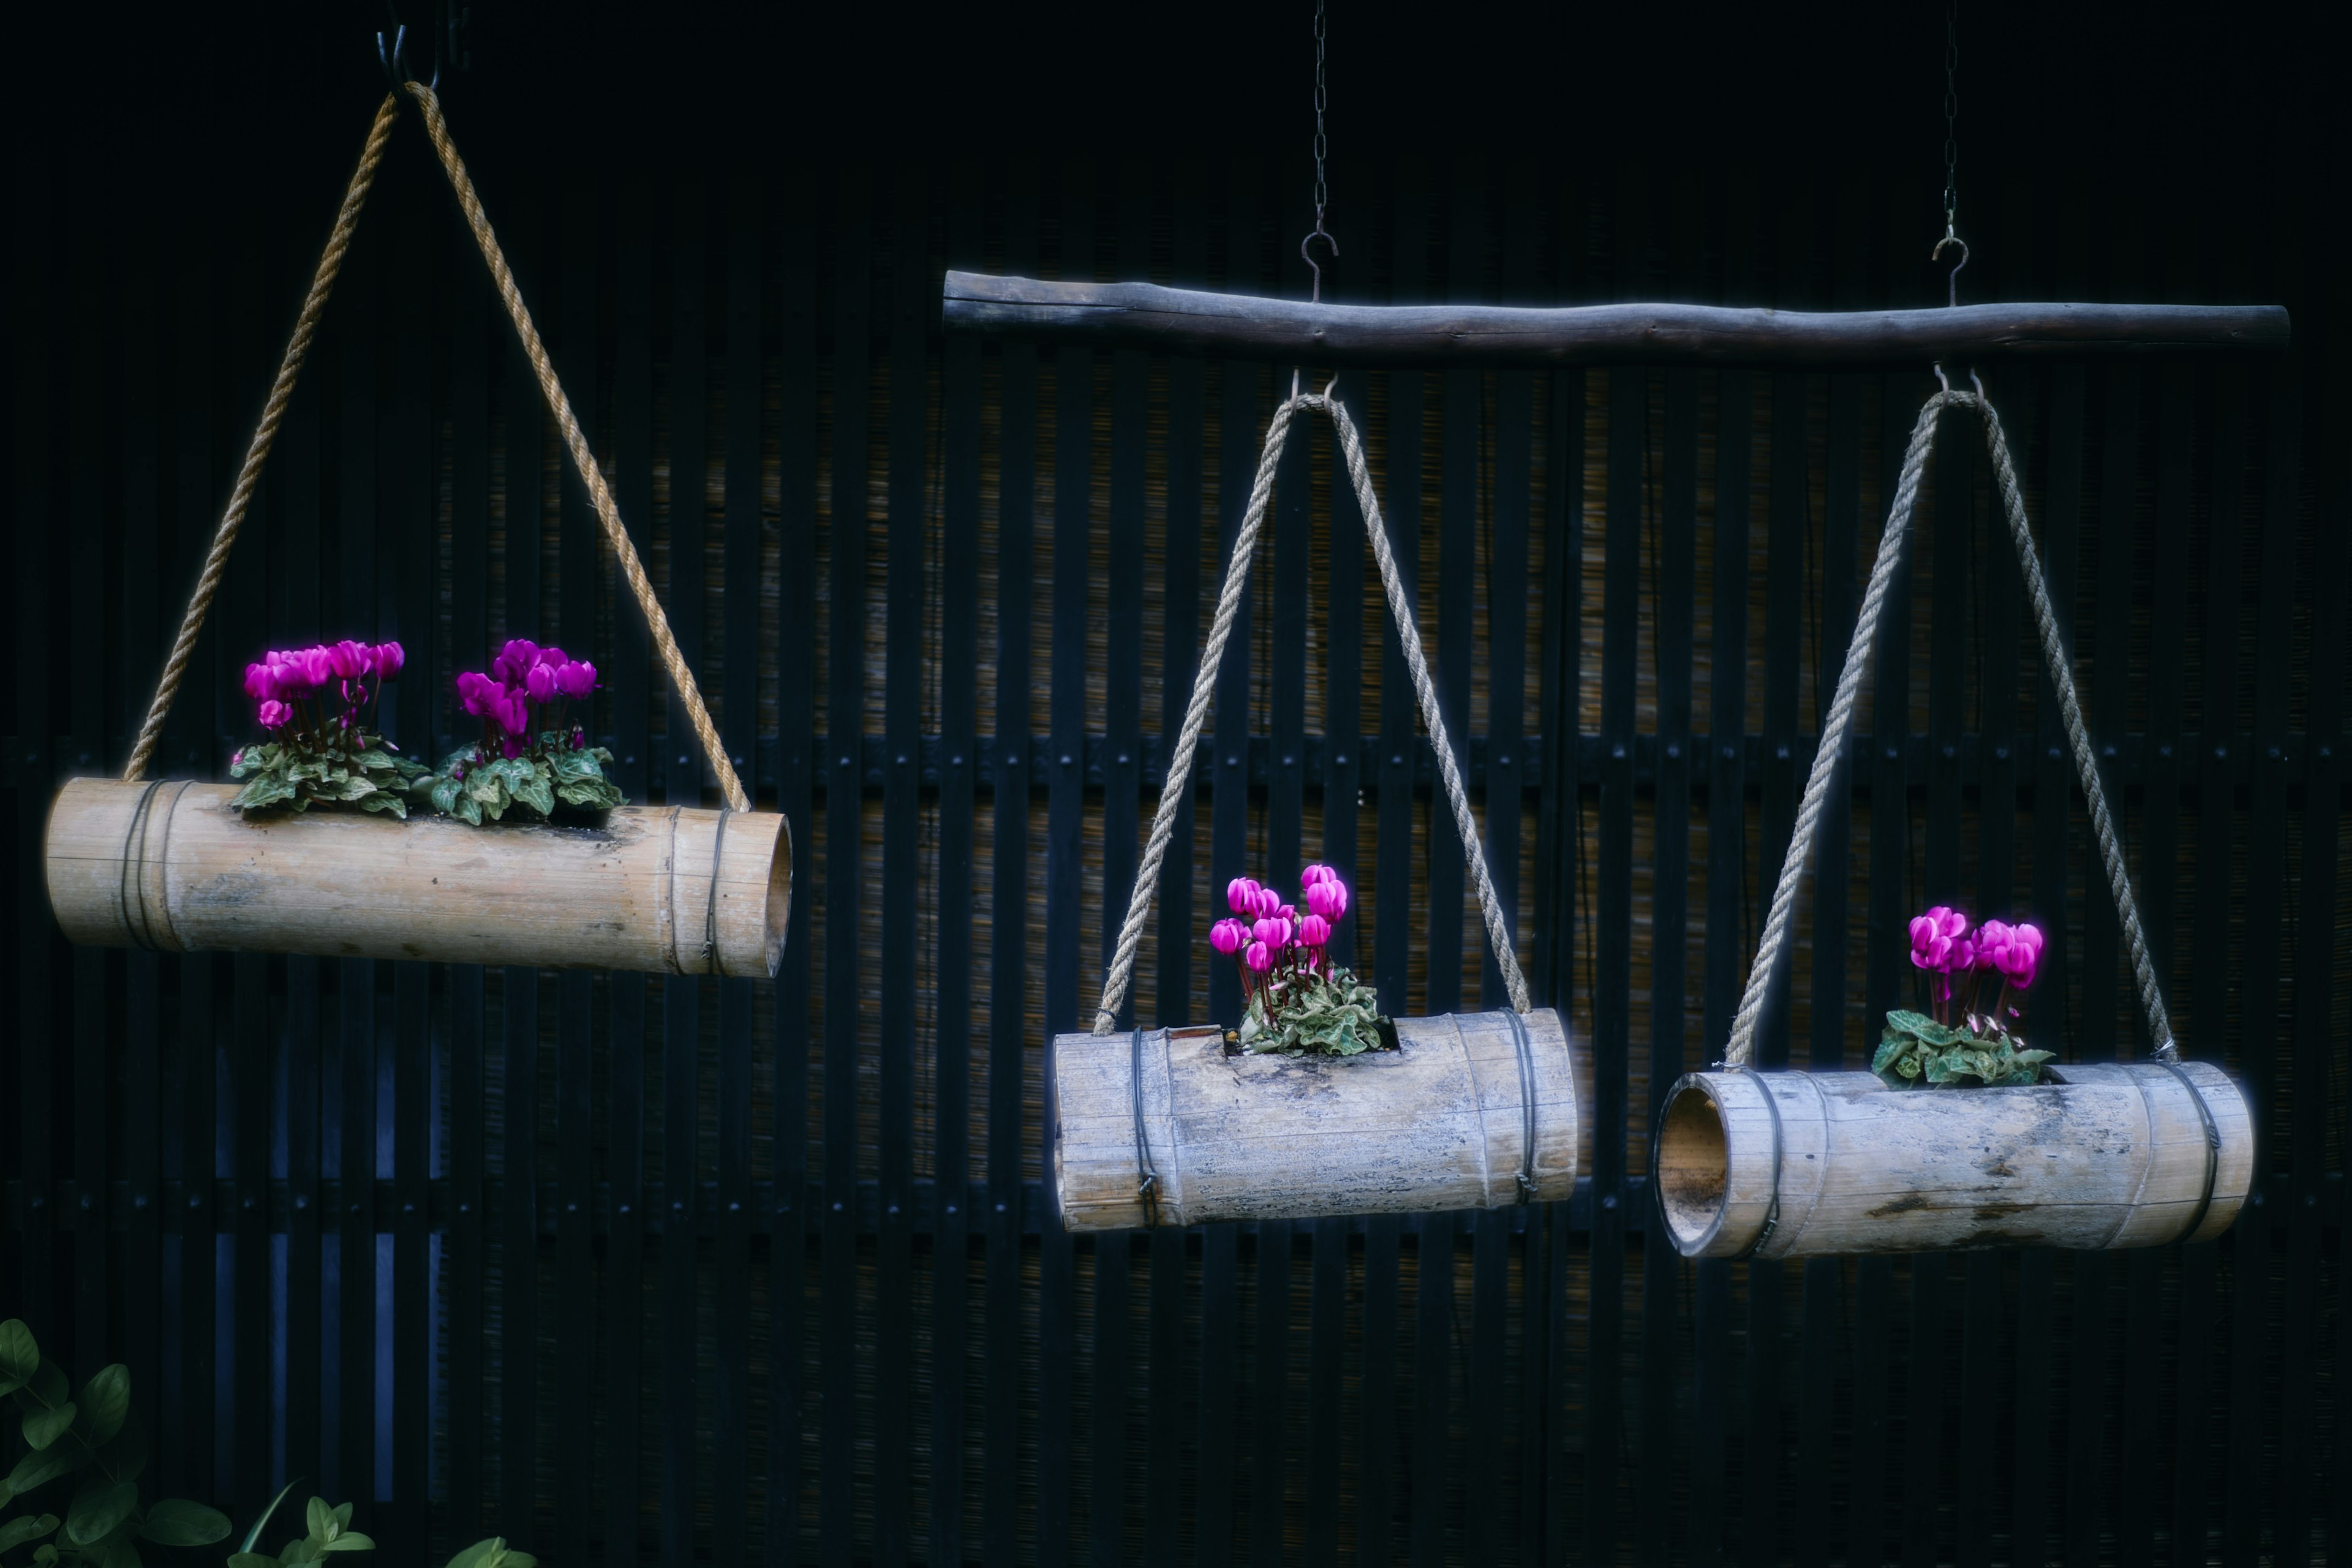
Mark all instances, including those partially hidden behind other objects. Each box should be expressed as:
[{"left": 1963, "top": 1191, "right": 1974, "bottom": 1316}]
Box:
[
  {"left": 45, "top": 777, "right": 791, "bottom": 976},
  {"left": 1654, "top": 1061, "right": 2252, "bottom": 1258},
  {"left": 1048, "top": 1007, "right": 1585, "bottom": 1231}
]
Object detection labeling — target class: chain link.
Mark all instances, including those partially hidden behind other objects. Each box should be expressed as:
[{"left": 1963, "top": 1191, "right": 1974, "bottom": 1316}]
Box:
[
  {"left": 1942, "top": 0, "right": 1959, "bottom": 241},
  {"left": 1312, "top": 0, "right": 1329, "bottom": 221}
]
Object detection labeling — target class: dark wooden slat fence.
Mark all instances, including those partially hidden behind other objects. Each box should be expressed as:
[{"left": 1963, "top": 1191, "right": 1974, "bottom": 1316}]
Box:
[{"left": 3, "top": 55, "right": 2347, "bottom": 1568}]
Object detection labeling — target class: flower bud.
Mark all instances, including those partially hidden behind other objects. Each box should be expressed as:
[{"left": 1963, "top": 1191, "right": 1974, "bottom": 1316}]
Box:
[
  {"left": 1245, "top": 941, "right": 1272, "bottom": 973},
  {"left": 1227, "top": 877, "right": 1260, "bottom": 916},
  {"left": 257, "top": 699, "right": 291, "bottom": 729},
  {"left": 1209, "top": 918, "right": 1245, "bottom": 956},
  {"left": 1300, "top": 913, "right": 1330, "bottom": 947}
]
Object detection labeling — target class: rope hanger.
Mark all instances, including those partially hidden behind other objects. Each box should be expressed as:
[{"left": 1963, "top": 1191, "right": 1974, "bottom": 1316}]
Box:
[
  {"left": 124, "top": 83, "right": 750, "bottom": 816},
  {"left": 1093, "top": 388, "right": 1532, "bottom": 1036},
  {"left": 1722, "top": 386, "right": 2177, "bottom": 1071}
]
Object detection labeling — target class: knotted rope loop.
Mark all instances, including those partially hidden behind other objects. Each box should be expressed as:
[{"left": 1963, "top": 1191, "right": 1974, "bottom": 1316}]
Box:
[
  {"left": 127, "top": 87, "right": 748, "bottom": 816},
  {"left": 1091, "top": 390, "right": 1530, "bottom": 1036},
  {"left": 1722, "top": 389, "right": 2176, "bottom": 1069}
]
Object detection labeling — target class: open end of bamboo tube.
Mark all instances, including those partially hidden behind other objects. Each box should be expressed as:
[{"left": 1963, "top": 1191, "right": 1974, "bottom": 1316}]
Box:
[
  {"left": 1656, "top": 1079, "right": 1732, "bottom": 1252},
  {"left": 760, "top": 813, "right": 794, "bottom": 976}
]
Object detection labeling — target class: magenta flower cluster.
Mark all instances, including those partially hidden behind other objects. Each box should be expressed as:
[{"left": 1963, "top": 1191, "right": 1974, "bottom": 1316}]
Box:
[
  {"left": 1909, "top": 904, "right": 2045, "bottom": 1030},
  {"left": 243, "top": 640, "right": 404, "bottom": 741},
  {"left": 455, "top": 639, "right": 597, "bottom": 762},
  {"left": 1208, "top": 864, "right": 1351, "bottom": 999}
]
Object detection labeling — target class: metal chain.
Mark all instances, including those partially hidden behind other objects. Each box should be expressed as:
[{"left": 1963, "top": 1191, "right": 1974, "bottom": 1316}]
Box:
[
  {"left": 1942, "top": 0, "right": 1960, "bottom": 242},
  {"left": 1311, "top": 0, "right": 1329, "bottom": 224}
]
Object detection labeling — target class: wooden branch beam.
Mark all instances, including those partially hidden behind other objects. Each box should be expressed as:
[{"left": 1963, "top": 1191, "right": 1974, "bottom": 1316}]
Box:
[{"left": 942, "top": 272, "right": 2291, "bottom": 366}]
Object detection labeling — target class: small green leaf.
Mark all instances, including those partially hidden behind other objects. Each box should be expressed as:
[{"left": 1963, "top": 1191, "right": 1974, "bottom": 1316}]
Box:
[
  {"left": 456, "top": 794, "right": 484, "bottom": 826},
  {"left": 36, "top": 1544, "right": 61, "bottom": 1567},
  {"left": 0, "top": 1320, "right": 38, "bottom": 1392},
  {"left": 509, "top": 769, "right": 556, "bottom": 818},
  {"left": 239, "top": 1479, "right": 303, "bottom": 1555},
  {"left": 133, "top": 1499, "right": 232, "bottom": 1547},
  {"left": 318, "top": 1532, "right": 377, "bottom": 1553},
  {"left": 356, "top": 793, "right": 407, "bottom": 818},
  {"left": 74, "top": 1366, "right": 129, "bottom": 1446},
  {"left": 7, "top": 1446, "right": 77, "bottom": 1496},
  {"left": 97, "top": 1529, "right": 142, "bottom": 1568},
  {"left": 227, "top": 1555, "right": 282, "bottom": 1568},
  {"left": 23, "top": 1399, "right": 78, "bottom": 1450},
  {"left": 66, "top": 1479, "right": 138, "bottom": 1545},
  {"left": 230, "top": 772, "right": 298, "bottom": 812},
  {"left": 0, "top": 1514, "right": 61, "bottom": 1551}
]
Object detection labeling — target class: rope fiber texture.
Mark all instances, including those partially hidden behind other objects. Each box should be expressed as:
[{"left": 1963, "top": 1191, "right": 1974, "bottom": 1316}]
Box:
[
  {"left": 127, "top": 86, "right": 748, "bottom": 815},
  {"left": 124, "top": 92, "right": 404, "bottom": 782},
  {"left": 1092, "top": 391, "right": 1531, "bottom": 1036},
  {"left": 1724, "top": 388, "right": 2176, "bottom": 1069}
]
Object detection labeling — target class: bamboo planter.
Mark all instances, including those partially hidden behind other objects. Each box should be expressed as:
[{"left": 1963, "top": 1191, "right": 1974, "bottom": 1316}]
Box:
[
  {"left": 1654, "top": 1060, "right": 2252, "bottom": 1259},
  {"left": 1047, "top": 1007, "right": 1584, "bottom": 1231},
  {"left": 45, "top": 777, "right": 791, "bottom": 976}
]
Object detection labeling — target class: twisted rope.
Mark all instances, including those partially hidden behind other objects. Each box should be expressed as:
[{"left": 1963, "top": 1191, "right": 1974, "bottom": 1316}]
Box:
[
  {"left": 1724, "top": 389, "right": 2174, "bottom": 1068},
  {"left": 124, "top": 92, "right": 404, "bottom": 782},
  {"left": 406, "top": 83, "right": 747, "bottom": 812},
  {"left": 128, "top": 88, "right": 747, "bottom": 814},
  {"left": 1093, "top": 391, "right": 1529, "bottom": 1036}
]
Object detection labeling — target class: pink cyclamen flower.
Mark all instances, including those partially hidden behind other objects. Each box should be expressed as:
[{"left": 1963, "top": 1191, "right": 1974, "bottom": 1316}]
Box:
[
  {"left": 1989, "top": 922, "right": 2044, "bottom": 989},
  {"left": 1300, "top": 913, "right": 1330, "bottom": 948},
  {"left": 328, "top": 639, "right": 373, "bottom": 680},
  {"left": 374, "top": 641, "right": 405, "bottom": 679},
  {"left": 257, "top": 699, "right": 292, "bottom": 729},
  {"left": 1209, "top": 918, "right": 1246, "bottom": 956},
  {"left": 1908, "top": 905, "right": 1969, "bottom": 971},
  {"left": 554, "top": 660, "right": 597, "bottom": 699},
  {"left": 1254, "top": 886, "right": 1283, "bottom": 919},
  {"left": 524, "top": 663, "right": 559, "bottom": 704},
  {"left": 1227, "top": 877, "right": 1261, "bottom": 916},
  {"left": 536, "top": 646, "right": 569, "bottom": 669},
  {"left": 1305, "top": 880, "right": 1343, "bottom": 920},
  {"left": 1245, "top": 941, "right": 1272, "bottom": 973},
  {"left": 494, "top": 693, "right": 531, "bottom": 737},
  {"left": 295, "top": 646, "right": 336, "bottom": 690},
  {"left": 493, "top": 639, "right": 540, "bottom": 684},
  {"left": 244, "top": 662, "right": 278, "bottom": 702},
  {"left": 1253, "top": 915, "right": 1291, "bottom": 950},
  {"left": 570, "top": 725, "right": 586, "bottom": 750},
  {"left": 457, "top": 671, "right": 499, "bottom": 717},
  {"left": 1277, "top": 903, "right": 1297, "bottom": 925}
]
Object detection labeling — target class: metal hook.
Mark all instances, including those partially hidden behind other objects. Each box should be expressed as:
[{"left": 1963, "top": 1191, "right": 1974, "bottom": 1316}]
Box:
[
  {"left": 1931, "top": 233, "right": 1969, "bottom": 310},
  {"left": 1300, "top": 220, "right": 1340, "bottom": 306},
  {"left": 1934, "top": 363, "right": 1951, "bottom": 395},
  {"left": 376, "top": 7, "right": 446, "bottom": 91}
]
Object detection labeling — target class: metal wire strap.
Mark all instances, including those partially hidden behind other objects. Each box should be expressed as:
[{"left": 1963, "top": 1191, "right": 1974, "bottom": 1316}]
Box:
[
  {"left": 2154, "top": 1058, "right": 2223, "bottom": 1240},
  {"left": 1130, "top": 1027, "right": 1163, "bottom": 1226},
  {"left": 1504, "top": 1008, "right": 1540, "bottom": 1202},
  {"left": 1091, "top": 391, "right": 1532, "bottom": 1035},
  {"left": 1724, "top": 389, "right": 2177, "bottom": 1069},
  {"left": 127, "top": 87, "right": 748, "bottom": 815}
]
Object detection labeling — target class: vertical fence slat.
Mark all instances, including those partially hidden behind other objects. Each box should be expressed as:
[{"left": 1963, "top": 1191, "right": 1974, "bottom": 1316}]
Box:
[
  {"left": 662, "top": 166, "right": 710, "bottom": 1568},
  {"left": 875, "top": 156, "right": 928, "bottom": 1568},
  {"left": 441, "top": 140, "right": 493, "bottom": 1550},
  {"left": 2182, "top": 353, "right": 2243, "bottom": 1567},
  {"left": 498, "top": 959, "right": 538, "bottom": 1537},
  {"left": 1695, "top": 360, "right": 1754, "bottom": 1568},
  {"left": 608, "top": 159, "right": 656, "bottom": 1568},
  {"left": 930, "top": 154, "right": 982, "bottom": 1568},
  {"left": 1147, "top": 153, "right": 1206, "bottom": 1568},
  {"left": 819, "top": 162, "right": 868, "bottom": 1568},
  {"left": 1088, "top": 155, "right": 1150, "bottom": 1568},
  {"left": 1646, "top": 353, "right": 1699, "bottom": 1567},
  {"left": 983, "top": 157, "right": 1038, "bottom": 1568},
  {"left": 1038, "top": 153, "right": 1097, "bottom": 1567},
  {"left": 2225, "top": 352, "right": 2290, "bottom": 1568}
]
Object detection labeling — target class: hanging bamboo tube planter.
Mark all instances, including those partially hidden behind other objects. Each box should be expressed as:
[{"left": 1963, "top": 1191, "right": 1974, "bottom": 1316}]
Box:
[
  {"left": 46, "top": 780, "right": 789, "bottom": 976},
  {"left": 1653, "top": 386, "right": 2252, "bottom": 1261},
  {"left": 46, "top": 83, "right": 791, "bottom": 978},
  {"left": 1041, "top": 392, "right": 1583, "bottom": 1232}
]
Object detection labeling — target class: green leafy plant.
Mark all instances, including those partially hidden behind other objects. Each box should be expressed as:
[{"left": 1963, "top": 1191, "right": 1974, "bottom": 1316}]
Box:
[
  {"left": 1874, "top": 905, "right": 2055, "bottom": 1090},
  {"left": 417, "top": 738, "right": 624, "bottom": 825},
  {"left": 223, "top": 1486, "right": 374, "bottom": 1568},
  {"left": 1212, "top": 865, "right": 1394, "bottom": 1057},
  {"left": 1872, "top": 1008, "right": 2054, "bottom": 1088},
  {"left": 442, "top": 1540, "right": 534, "bottom": 1568},
  {"left": 228, "top": 643, "right": 421, "bottom": 819},
  {"left": 417, "top": 642, "right": 624, "bottom": 824},
  {"left": 0, "top": 1319, "right": 230, "bottom": 1565}
]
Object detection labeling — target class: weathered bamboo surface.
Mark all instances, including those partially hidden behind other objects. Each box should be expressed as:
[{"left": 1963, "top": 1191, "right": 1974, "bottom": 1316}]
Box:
[
  {"left": 1048, "top": 1007, "right": 1583, "bottom": 1231},
  {"left": 942, "top": 271, "right": 2293, "bottom": 367},
  {"left": 1655, "top": 1060, "right": 2252, "bottom": 1259},
  {"left": 45, "top": 777, "right": 791, "bottom": 976}
]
